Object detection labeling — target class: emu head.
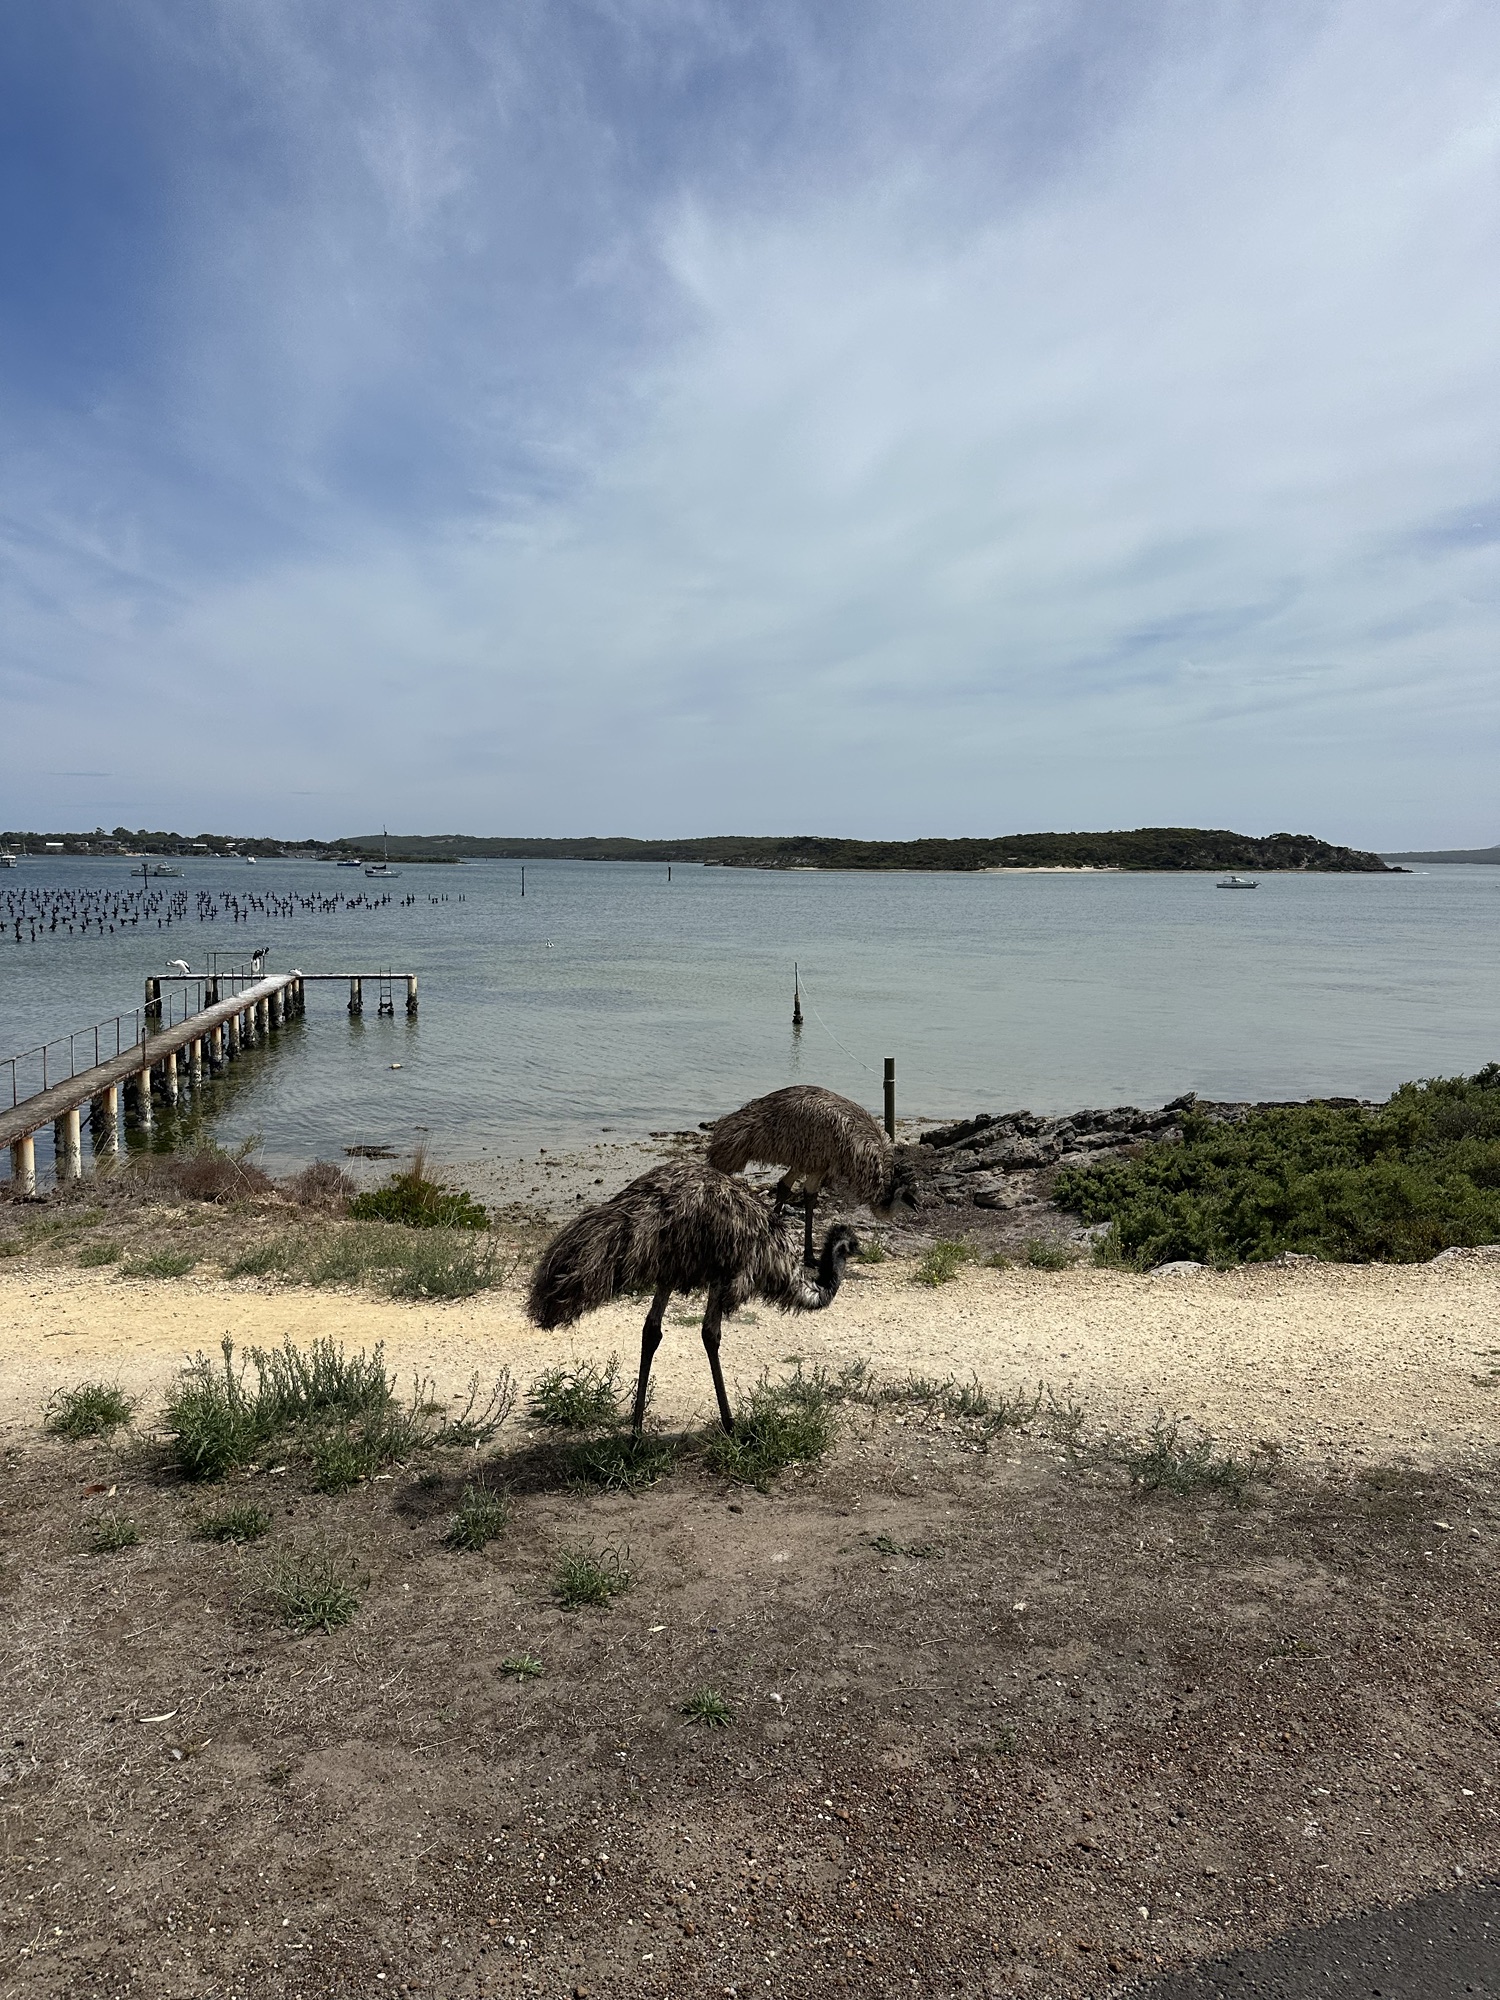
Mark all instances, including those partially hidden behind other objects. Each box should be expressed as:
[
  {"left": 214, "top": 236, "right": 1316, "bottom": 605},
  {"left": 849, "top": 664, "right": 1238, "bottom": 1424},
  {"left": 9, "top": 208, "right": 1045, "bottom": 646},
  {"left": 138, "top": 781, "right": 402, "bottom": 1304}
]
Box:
[{"left": 816, "top": 1221, "right": 861, "bottom": 1290}]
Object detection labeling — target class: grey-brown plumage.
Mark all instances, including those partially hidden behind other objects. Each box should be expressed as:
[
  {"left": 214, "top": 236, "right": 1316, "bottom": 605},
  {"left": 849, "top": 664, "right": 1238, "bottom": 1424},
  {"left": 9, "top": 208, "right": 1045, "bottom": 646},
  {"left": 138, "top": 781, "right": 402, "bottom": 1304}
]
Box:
[
  {"left": 527, "top": 1159, "right": 859, "bottom": 1433},
  {"left": 707, "top": 1083, "right": 895, "bottom": 1261}
]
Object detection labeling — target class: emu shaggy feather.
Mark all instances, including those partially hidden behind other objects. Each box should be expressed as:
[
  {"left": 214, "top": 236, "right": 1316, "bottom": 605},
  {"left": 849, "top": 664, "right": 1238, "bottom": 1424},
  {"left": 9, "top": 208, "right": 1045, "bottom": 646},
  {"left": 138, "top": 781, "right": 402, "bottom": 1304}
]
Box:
[
  {"left": 526, "top": 1161, "right": 858, "bottom": 1435},
  {"left": 706, "top": 1084, "right": 895, "bottom": 1210}
]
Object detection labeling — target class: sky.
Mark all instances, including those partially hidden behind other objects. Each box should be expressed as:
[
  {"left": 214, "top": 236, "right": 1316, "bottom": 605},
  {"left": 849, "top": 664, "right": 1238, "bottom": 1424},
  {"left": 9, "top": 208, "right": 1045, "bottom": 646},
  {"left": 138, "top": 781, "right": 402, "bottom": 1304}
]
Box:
[{"left": 2, "top": 1, "right": 1498, "bottom": 847}]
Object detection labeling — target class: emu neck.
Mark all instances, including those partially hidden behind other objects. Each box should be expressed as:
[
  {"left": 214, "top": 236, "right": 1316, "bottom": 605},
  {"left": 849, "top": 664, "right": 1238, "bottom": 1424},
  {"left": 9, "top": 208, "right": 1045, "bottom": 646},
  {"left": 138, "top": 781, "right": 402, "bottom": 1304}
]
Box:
[{"left": 814, "top": 1233, "right": 849, "bottom": 1298}]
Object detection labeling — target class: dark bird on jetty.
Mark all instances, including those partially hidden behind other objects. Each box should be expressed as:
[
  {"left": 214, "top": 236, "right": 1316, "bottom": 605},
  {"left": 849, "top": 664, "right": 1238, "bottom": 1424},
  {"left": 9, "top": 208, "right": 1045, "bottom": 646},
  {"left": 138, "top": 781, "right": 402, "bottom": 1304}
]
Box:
[
  {"left": 707, "top": 1083, "right": 896, "bottom": 1263},
  {"left": 527, "top": 1160, "right": 859, "bottom": 1434}
]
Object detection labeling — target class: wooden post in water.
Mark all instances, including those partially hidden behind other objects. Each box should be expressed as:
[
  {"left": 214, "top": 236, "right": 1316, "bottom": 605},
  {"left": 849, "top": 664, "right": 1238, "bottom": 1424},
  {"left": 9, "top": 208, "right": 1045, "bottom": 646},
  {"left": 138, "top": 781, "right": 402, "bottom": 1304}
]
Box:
[
  {"left": 348, "top": 977, "right": 363, "bottom": 1017},
  {"left": 144, "top": 976, "right": 162, "bottom": 1028},
  {"left": 520, "top": 866, "right": 525, "bottom": 898},
  {"left": 190, "top": 1037, "right": 203, "bottom": 1082},
  {"left": 136, "top": 1063, "right": 154, "bottom": 1128},
  {"left": 54, "top": 1108, "right": 82, "bottom": 1181},
  {"left": 91, "top": 1085, "right": 120, "bottom": 1154},
  {"left": 793, "top": 962, "right": 803, "bottom": 1027},
  {"left": 164, "top": 1047, "right": 179, "bottom": 1103},
  {"left": 210, "top": 1024, "right": 224, "bottom": 1072},
  {"left": 883, "top": 1057, "right": 896, "bottom": 1141},
  {"left": 406, "top": 975, "right": 418, "bottom": 1015},
  {"left": 10, "top": 1133, "right": 36, "bottom": 1196},
  {"left": 227, "top": 1012, "right": 240, "bottom": 1056}
]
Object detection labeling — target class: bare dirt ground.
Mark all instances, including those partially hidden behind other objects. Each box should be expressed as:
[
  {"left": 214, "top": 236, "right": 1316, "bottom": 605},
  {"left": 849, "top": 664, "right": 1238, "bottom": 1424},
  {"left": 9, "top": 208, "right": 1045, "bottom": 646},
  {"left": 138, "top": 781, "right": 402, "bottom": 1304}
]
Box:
[{"left": 2, "top": 1241, "right": 1499, "bottom": 1999}]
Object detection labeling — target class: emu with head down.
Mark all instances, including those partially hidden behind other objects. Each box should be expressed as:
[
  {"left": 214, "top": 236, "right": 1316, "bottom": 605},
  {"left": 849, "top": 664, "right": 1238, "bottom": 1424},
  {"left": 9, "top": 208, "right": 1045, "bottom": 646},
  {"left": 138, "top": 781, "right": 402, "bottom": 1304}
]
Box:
[
  {"left": 707, "top": 1083, "right": 895, "bottom": 1263},
  {"left": 526, "top": 1159, "right": 859, "bottom": 1433}
]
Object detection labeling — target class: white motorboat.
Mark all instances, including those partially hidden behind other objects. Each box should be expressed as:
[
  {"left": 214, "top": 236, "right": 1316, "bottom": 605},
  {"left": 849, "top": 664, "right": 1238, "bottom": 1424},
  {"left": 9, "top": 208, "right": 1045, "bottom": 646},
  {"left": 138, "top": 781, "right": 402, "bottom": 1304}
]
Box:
[
  {"left": 0, "top": 852, "right": 16, "bottom": 868},
  {"left": 1217, "top": 874, "right": 1259, "bottom": 888}
]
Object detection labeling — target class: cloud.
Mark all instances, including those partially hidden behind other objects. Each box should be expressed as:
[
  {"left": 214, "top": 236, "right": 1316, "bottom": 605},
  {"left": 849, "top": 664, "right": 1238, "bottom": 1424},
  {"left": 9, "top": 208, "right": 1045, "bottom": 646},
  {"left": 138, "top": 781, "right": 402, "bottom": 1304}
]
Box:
[{"left": 2, "top": 2, "right": 1499, "bottom": 844}]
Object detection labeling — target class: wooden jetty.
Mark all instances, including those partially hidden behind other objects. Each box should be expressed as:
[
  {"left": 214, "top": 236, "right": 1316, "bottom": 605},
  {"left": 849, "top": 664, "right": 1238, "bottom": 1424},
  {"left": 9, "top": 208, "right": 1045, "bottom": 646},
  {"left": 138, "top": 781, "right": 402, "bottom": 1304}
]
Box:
[{"left": 2, "top": 970, "right": 418, "bottom": 1195}]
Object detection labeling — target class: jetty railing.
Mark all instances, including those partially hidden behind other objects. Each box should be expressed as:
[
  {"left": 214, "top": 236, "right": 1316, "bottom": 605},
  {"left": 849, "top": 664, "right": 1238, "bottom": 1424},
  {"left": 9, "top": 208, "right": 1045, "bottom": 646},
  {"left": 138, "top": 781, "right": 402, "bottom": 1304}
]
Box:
[{"left": 4, "top": 1010, "right": 145, "bottom": 1111}]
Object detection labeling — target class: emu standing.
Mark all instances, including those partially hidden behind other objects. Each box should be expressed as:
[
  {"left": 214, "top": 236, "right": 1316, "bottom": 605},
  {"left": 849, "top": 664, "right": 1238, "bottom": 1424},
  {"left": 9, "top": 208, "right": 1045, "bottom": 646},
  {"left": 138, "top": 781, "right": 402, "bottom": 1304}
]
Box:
[
  {"left": 707, "top": 1083, "right": 894, "bottom": 1263},
  {"left": 527, "top": 1160, "right": 859, "bottom": 1434}
]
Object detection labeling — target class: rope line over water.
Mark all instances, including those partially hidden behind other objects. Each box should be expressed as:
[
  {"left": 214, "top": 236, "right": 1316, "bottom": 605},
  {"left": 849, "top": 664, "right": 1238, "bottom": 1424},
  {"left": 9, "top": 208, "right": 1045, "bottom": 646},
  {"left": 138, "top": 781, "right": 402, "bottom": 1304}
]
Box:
[{"left": 792, "top": 968, "right": 875, "bottom": 1074}]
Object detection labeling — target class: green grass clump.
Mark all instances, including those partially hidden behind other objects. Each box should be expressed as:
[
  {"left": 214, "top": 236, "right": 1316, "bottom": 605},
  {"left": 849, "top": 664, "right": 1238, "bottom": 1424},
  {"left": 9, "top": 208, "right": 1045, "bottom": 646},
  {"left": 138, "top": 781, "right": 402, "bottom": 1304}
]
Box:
[
  {"left": 90, "top": 1513, "right": 141, "bottom": 1553},
  {"left": 1112, "top": 1417, "right": 1261, "bottom": 1505},
  {"left": 912, "top": 1240, "right": 975, "bottom": 1286},
  {"left": 44, "top": 1381, "right": 134, "bottom": 1439},
  {"left": 269, "top": 1548, "right": 364, "bottom": 1633},
  {"left": 527, "top": 1357, "right": 621, "bottom": 1431},
  {"left": 161, "top": 1336, "right": 513, "bottom": 1482},
  {"left": 121, "top": 1249, "right": 198, "bottom": 1279},
  {"left": 77, "top": 1241, "right": 121, "bottom": 1268},
  {"left": 196, "top": 1503, "right": 271, "bottom": 1543},
  {"left": 348, "top": 1158, "right": 489, "bottom": 1231},
  {"left": 447, "top": 1484, "right": 509, "bottom": 1552},
  {"left": 1022, "top": 1238, "right": 1075, "bottom": 1270},
  {"left": 565, "top": 1430, "right": 681, "bottom": 1493},
  {"left": 680, "top": 1687, "right": 733, "bottom": 1727},
  {"left": 705, "top": 1366, "right": 838, "bottom": 1487},
  {"left": 856, "top": 1238, "right": 889, "bottom": 1264},
  {"left": 554, "top": 1543, "right": 632, "bottom": 1610},
  {"left": 500, "top": 1653, "right": 545, "bottom": 1680},
  {"left": 1054, "top": 1068, "right": 1500, "bottom": 1268}
]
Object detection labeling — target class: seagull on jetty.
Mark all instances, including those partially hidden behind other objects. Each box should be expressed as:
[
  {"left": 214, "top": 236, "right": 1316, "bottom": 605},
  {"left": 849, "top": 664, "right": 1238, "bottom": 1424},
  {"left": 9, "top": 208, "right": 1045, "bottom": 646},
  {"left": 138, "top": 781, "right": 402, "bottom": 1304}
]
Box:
[{"left": 166, "top": 958, "right": 192, "bottom": 976}]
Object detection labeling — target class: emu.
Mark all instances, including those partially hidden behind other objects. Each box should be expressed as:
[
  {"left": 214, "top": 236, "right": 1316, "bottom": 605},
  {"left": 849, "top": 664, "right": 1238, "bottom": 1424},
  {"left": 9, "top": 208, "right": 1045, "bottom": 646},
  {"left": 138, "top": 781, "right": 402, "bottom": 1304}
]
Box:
[
  {"left": 707, "top": 1083, "right": 895, "bottom": 1263},
  {"left": 527, "top": 1159, "right": 859, "bottom": 1434}
]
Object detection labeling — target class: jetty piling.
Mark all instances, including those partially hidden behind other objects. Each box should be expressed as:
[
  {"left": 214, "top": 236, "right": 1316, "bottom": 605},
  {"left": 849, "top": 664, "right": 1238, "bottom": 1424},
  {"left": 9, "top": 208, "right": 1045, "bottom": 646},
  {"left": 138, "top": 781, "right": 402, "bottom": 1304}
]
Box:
[{"left": 2, "top": 966, "right": 411, "bottom": 1192}]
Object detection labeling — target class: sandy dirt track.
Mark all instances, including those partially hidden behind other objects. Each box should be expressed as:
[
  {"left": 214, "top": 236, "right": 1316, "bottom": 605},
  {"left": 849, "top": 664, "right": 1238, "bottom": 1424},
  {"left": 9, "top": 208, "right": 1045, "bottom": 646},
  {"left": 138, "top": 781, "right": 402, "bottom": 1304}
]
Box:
[{"left": 4, "top": 1255, "right": 1498, "bottom": 1464}]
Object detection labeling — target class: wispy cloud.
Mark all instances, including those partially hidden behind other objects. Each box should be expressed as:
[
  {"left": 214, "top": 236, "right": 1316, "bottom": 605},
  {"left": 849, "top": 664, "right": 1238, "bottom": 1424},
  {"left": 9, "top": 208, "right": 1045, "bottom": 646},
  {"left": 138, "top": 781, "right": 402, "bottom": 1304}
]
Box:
[{"left": 2, "top": 2, "right": 1498, "bottom": 843}]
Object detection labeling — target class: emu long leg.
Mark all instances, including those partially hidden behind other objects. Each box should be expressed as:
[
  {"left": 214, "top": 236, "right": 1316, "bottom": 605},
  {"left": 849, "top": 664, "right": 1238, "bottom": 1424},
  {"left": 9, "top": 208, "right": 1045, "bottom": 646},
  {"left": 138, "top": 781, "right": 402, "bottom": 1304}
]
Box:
[
  {"left": 700, "top": 1285, "right": 735, "bottom": 1435},
  {"left": 802, "top": 1185, "right": 817, "bottom": 1265},
  {"left": 630, "top": 1284, "right": 672, "bottom": 1434}
]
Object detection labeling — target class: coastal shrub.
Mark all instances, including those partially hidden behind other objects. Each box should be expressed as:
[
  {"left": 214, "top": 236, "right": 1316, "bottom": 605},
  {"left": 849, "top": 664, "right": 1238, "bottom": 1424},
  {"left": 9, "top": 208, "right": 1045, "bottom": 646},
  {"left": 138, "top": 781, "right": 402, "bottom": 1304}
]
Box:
[
  {"left": 447, "top": 1484, "right": 510, "bottom": 1552},
  {"left": 122, "top": 1249, "right": 198, "bottom": 1278},
  {"left": 912, "top": 1239, "right": 975, "bottom": 1286},
  {"left": 565, "top": 1431, "right": 682, "bottom": 1494},
  {"left": 161, "top": 1336, "right": 514, "bottom": 1481},
  {"left": 1022, "top": 1238, "right": 1075, "bottom": 1270},
  {"left": 1054, "top": 1069, "right": 1500, "bottom": 1268},
  {"left": 45, "top": 1381, "right": 134, "bottom": 1439},
  {"left": 283, "top": 1160, "right": 356, "bottom": 1209},
  {"left": 348, "top": 1154, "right": 489, "bottom": 1231},
  {"left": 77, "top": 1241, "right": 121, "bottom": 1267},
  {"left": 1110, "top": 1417, "right": 1262, "bottom": 1505},
  {"left": 705, "top": 1367, "right": 838, "bottom": 1486},
  {"left": 527, "top": 1356, "right": 621, "bottom": 1430},
  {"left": 155, "top": 1141, "right": 274, "bottom": 1205}
]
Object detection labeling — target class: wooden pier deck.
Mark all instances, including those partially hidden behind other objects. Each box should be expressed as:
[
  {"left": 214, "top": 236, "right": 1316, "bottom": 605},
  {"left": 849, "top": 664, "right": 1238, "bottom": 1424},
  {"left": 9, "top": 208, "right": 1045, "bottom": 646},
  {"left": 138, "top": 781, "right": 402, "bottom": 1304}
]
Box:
[{"left": 2, "top": 970, "right": 417, "bottom": 1194}]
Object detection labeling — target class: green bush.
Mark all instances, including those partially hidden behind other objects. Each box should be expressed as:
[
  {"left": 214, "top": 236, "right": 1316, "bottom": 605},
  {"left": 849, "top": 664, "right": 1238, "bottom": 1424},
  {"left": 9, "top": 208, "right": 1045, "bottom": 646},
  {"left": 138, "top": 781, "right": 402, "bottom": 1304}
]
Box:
[
  {"left": 121, "top": 1249, "right": 198, "bottom": 1279},
  {"left": 705, "top": 1366, "right": 839, "bottom": 1486},
  {"left": 912, "top": 1240, "right": 975, "bottom": 1286},
  {"left": 527, "top": 1357, "right": 621, "bottom": 1430},
  {"left": 447, "top": 1484, "right": 509, "bottom": 1552},
  {"left": 1054, "top": 1068, "right": 1500, "bottom": 1268},
  {"left": 45, "top": 1381, "right": 134, "bottom": 1439},
  {"left": 77, "top": 1241, "right": 121, "bottom": 1268},
  {"left": 1022, "top": 1238, "right": 1074, "bottom": 1270},
  {"left": 161, "top": 1337, "right": 514, "bottom": 1482},
  {"left": 348, "top": 1161, "right": 489, "bottom": 1231}
]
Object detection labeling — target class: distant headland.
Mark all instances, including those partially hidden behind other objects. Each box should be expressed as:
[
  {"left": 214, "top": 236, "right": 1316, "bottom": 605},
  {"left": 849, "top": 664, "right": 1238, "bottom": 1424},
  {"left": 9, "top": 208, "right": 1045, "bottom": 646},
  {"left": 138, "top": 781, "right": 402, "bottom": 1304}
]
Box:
[
  {"left": 1381, "top": 842, "right": 1500, "bottom": 864},
  {"left": 3, "top": 825, "right": 1397, "bottom": 872}
]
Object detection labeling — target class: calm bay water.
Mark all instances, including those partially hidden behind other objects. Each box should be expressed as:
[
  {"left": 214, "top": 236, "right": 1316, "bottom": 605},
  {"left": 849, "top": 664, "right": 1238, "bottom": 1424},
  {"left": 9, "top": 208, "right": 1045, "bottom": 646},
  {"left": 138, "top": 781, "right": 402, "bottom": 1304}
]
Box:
[{"left": 3, "top": 856, "right": 1499, "bottom": 1180}]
